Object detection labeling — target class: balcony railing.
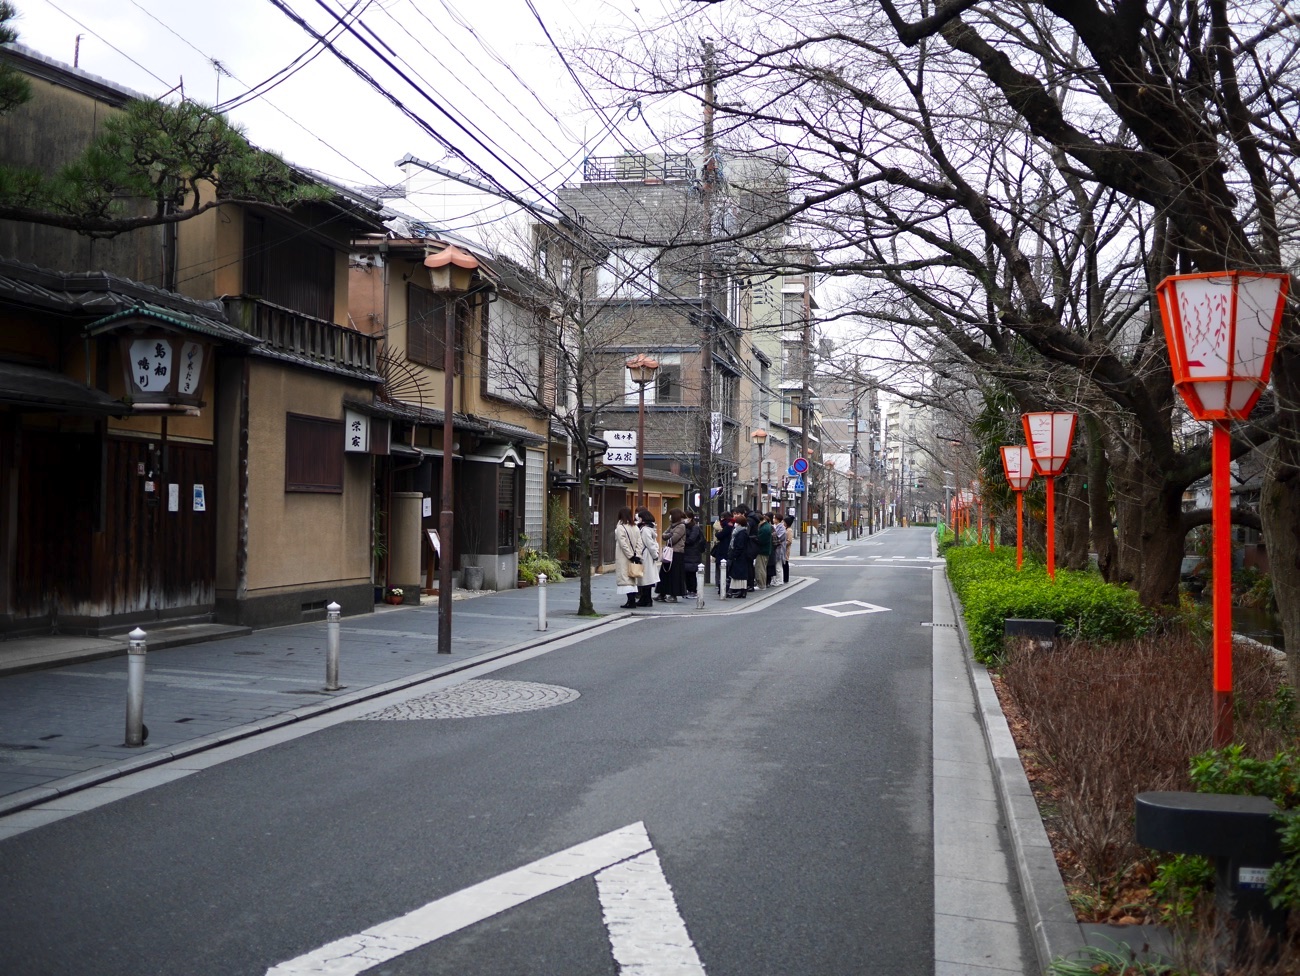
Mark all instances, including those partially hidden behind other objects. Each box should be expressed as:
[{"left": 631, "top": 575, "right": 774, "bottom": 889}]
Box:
[
  {"left": 225, "top": 297, "right": 377, "bottom": 374},
  {"left": 582, "top": 153, "right": 694, "bottom": 183}
]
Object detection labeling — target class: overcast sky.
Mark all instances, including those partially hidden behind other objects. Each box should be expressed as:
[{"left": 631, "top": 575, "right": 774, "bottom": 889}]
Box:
[{"left": 7, "top": 0, "right": 691, "bottom": 242}]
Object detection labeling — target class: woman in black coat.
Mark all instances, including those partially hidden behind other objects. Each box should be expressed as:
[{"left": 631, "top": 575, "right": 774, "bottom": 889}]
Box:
[
  {"left": 711, "top": 514, "right": 733, "bottom": 596},
  {"left": 682, "top": 514, "right": 705, "bottom": 595},
  {"left": 727, "top": 513, "right": 752, "bottom": 598}
]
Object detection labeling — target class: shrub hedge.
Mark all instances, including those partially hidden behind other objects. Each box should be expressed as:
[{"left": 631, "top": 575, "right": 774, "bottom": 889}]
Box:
[{"left": 945, "top": 544, "right": 1152, "bottom": 663}]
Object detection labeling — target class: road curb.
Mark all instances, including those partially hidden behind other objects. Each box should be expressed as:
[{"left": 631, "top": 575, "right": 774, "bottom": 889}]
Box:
[
  {"left": 941, "top": 569, "right": 1082, "bottom": 974},
  {"left": 0, "top": 612, "right": 627, "bottom": 818}
]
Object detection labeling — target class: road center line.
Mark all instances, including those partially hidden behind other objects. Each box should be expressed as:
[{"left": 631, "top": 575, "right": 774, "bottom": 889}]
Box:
[{"left": 265, "top": 822, "right": 654, "bottom": 976}]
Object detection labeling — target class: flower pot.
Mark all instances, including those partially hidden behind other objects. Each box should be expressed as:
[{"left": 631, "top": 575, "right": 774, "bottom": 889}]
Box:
[
  {"left": 384, "top": 595, "right": 403, "bottom": 605},
  {"left": 462, "top": 565, "right": 485, "bottom": 591}
]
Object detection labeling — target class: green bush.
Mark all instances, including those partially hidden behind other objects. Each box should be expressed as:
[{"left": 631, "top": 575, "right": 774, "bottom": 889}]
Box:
[
  {"left": 946, "top": 545, "right": 1152, "bottom": 663},
  {"left": 1182, "top": 745, "right": 1300, "bottom": 911},
  {"left": 518, "top": 547, "right": 564, "bottom": 586}
]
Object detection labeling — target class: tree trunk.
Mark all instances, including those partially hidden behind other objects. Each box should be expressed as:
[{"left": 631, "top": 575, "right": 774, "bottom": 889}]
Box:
[
  {"left": 1085, "top": 415, "right": 1118, "bottom": 582},
  {"left": 1260, "top": 353, "right": 1300, "bottom": 689},
  {"left": 1110, "top": 450, "right": 1184, "bottom": 607},
  {"left": 1058, "top": 470, "right": 1091, "bottom": 571}
]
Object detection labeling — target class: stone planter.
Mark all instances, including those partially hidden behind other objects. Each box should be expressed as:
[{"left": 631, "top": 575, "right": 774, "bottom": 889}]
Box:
[{"left": 462, "top": 565, "right": 485, "bottom": 591}]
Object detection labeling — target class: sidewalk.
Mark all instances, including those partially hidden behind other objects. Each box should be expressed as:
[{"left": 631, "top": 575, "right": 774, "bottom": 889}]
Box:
[{"left": 0, "top": 565, "right": 811, "bottom": 817}]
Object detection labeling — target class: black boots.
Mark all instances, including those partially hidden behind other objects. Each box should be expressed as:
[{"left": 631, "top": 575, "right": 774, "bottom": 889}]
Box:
[{"left": 622, "top": 595, "right": 638, "bottom": 609}]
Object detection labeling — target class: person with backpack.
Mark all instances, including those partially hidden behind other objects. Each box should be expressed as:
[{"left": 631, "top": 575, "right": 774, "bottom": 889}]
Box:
[{"left": 727, "top": 513, "right": 753, "bottom": 598}]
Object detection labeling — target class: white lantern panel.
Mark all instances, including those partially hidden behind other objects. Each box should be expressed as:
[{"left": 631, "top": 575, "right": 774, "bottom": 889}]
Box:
[
  {"left": 1232, "top": 276, "right": 1286, "bottom": 380},
  {"left": 128, "top": 337, "right": 174, "bottom": 394},
  {"left": 178, "top": 341, "right": 205, "bottom": 396},
  {"left": 1173, "top": 275, "right": 1283, "bottom": 381}
]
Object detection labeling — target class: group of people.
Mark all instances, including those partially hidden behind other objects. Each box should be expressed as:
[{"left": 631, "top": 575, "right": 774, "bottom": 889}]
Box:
[
  {"left": 711, "top": 507, "right": 793, "bottom": 598},
  {"left": 613, "top": 503, "right": 794, "bottom": 609},
  {"left": 612, "top": 506, "right": 707, "bottom": 609}
]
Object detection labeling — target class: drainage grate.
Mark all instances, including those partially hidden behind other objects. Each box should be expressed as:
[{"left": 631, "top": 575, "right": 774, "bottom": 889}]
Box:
[{"left": 921, "top": 622, "right": 958, "bottom": 628}]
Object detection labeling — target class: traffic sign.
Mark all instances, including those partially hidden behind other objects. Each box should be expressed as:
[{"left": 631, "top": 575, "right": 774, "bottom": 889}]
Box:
[
  {"left": 786, "top": 465, "right": 797, "bottom": 477},
  {"left": 793, "top": 478, "right": 805, "bottom": 494},
  {"left": 792, "top": 457, "right": 809, "bottom": 474}
]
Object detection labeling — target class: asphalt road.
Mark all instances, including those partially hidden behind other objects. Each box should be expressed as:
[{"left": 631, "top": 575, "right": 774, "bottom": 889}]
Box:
[{"left": 0, "top": 528, "right": 942, "bottom": 975}]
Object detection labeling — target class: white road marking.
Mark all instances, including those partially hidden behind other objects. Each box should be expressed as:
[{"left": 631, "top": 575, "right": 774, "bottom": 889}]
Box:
[
  {"left": 266, "top": 821, "right": 704, "bottom": 975},
  {"left": 805, "top": 600, "right": 891, "bottom": 617},
  {"left": 597, "top": 849, "right": 708, "bottom": 974}
]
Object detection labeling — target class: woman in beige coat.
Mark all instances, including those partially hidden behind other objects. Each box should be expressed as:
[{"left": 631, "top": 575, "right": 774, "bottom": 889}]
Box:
[
  {"left": 613, "top": 507, "right": 643, "bottom": 609},
  {"left": 635, "top": 507, "right": 661, "bottom": 607}
]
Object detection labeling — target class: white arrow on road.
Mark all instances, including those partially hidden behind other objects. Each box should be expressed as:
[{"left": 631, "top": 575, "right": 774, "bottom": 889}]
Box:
[{"left": 265, "top": 821, "right": 705, "bottom": 975}]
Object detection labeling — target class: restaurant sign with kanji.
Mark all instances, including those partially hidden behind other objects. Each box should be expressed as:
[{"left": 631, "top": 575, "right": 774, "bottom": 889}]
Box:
[{"left": 120, "top": 332, "right": 212, "bottom": 408}]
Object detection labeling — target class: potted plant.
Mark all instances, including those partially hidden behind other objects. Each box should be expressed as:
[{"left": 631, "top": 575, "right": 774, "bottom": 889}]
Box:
[{"left": 384, "top": 586, "right": 404, "bottom": 605}]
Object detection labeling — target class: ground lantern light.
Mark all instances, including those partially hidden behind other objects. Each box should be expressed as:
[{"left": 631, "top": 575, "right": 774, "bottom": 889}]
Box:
[
  {"left": 1000, "top": 445, "right": 1034, "bottom": 571},
  {"left": 626, "top": 354, "right": 660, "bottom": 509},
  {"left": 1021, "top": 411, "right": 1076, "bottom": 580},
  {"left": 1155, "top": 270, "right": 1289, "bottom": 747}
]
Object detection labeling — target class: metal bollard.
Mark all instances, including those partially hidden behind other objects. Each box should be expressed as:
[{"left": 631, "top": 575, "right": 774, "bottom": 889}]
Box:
[
  {"left": 124, "top": 627, "right": 147, "bottom": 747},
  {"left": 696, "top": 563, "right": 705, "bottom": 609},
  {"left": 719, "top": 558, "right": 727, "bottom": 598},
  {"left": 537, "top": 574, "right": 548, "bottom": 631},
  {"left": 325, "top": 601, "right": 341, "bottom": 691}
]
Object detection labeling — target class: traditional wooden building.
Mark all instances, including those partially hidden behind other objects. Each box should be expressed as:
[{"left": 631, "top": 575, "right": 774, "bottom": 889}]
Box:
[{"left": 0, "top": 44, "right": 387, "bottom": 642}]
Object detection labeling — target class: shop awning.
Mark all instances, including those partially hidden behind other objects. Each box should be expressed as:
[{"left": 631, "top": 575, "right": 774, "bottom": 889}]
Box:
[{"left": 0, "top": 361, "right": 128, "bottom": 415}]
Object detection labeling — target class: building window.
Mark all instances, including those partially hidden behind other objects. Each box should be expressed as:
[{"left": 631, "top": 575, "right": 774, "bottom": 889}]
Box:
[
  {"left": 285, "top": 414, "right": 344, "bottom": 493},
  {"left": 497, "top": 467, "right": 516, "bottom": 549},
  {"left": 656, "top": 364, "right": 682, "bottom": 404},
  {"left": 597, "top": 249, "right": 658, "bottom": 298},
  {"left": 407, "top": 283, "right": 464, "bottom": 373},
  {"left": 244, "top": 213, "right": 335, "bottom": 321}
]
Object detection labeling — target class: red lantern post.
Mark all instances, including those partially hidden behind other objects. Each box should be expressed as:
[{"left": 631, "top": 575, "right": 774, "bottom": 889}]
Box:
[
  {"left": 1022, "top": 412, "right": 1077, "bottom": 580},
  {"left": 1155, "top": 271, "right": 1289, "bottom": 747},
  {"left": 1000, "top": 445, "right": 1034, "bottom": 570}
]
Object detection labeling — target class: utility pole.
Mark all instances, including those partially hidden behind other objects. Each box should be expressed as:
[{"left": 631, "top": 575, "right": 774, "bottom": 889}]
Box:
[
  {"left": 799, "top": 275, "right": 811, "bottom": 556},
  {"left": 698, "top": 39, "right": 717, "bottom": 582},
  {"left": 850, "top": 394, "right": 859, "bottom": 540}
]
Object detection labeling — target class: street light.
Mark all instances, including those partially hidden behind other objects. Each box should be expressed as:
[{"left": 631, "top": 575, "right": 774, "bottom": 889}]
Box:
[
  {"left": 1155, "top": 270, "right": 1288, "bottom": 747},
  {"left": 1000, "top": 445, "right": 1034, "bottom": 570},
  {"left": 750, "top": 427, "right": 768, "bottom": 511},
  {"left": 425, "top": 244, "right": 480, "bottom": 655},
  {"left": 1022, "top": 411, "right": 1077, "bottom": 580},
  {"left": 626, "top": 354, "right": 659, "bottom": 509}
]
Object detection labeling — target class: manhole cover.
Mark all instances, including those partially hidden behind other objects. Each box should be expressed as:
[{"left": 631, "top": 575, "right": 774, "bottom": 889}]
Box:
[{"left": 359, "top": 679, "right": 580, "bottom": 721}]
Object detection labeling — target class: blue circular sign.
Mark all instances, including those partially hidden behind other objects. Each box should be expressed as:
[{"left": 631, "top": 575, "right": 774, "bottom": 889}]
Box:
[{"left": 792, "top": 457, "right": 809, "bottom": 474}]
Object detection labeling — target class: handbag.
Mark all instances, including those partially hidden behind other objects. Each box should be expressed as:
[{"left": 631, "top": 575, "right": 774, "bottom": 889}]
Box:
[{"left": 661, "top": 545, "right": 673, "bottom": 565}]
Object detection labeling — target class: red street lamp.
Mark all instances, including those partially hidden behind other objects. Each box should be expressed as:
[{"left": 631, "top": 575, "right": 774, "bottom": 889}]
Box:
[
  {"left": 1001, "top": 445, "right": 1034, "bottom": 570},
  {"left": 1155, "top": 270, "right": 1289, "bottom": 747},
  {"left": 1022, "top": 412, "right": 1076, "bottom": 580}
]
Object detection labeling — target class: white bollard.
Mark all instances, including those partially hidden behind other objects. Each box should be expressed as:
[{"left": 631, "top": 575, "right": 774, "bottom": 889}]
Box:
[
  {"left": 537, "top": 573, "right": 548, "bottom": 631},
  {"left": 325, "top": 601, "right": 341, "bottom": 691},
  {"left": 124, "top": 627, "right": 147, "bottom": 747},
  {"left": 719, "top": 558, "right": 728, "bottom": 598},
  {"left": 696, "top": 563, "right": 706, "bottom": 609}
]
